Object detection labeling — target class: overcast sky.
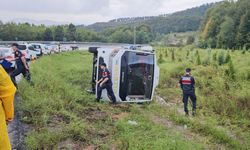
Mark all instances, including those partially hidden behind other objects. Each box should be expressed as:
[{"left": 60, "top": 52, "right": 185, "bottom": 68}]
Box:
[{"left": 0, "top": 0, "right": 222, "bottom": 25}]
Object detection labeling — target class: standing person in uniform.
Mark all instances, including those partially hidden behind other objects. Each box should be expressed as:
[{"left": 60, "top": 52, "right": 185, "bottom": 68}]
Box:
[
  {"left": 0, "top": 65, "right": 16, "bottom": 150},
  {"left": 10, "top": 43, "right": 30, "bottom": 87},
  {"left": 179, "top": 68, "right": 196, "bottom": 116},
  {"left": 96, "top": 63, "right": 116, "bottom": 104}
]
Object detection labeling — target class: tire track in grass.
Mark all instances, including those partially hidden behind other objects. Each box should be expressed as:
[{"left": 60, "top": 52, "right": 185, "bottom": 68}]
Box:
[
  {"left": 151, "top": 115, "right": 226, "bottom": 150},
  {"left": 153, "top": 95, "right": 231, "bottom": 149}
]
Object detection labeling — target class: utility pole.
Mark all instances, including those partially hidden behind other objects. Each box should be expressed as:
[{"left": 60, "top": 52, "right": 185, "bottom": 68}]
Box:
[{"left": 133, "top": 25, "right": 136, "bottom": 45}]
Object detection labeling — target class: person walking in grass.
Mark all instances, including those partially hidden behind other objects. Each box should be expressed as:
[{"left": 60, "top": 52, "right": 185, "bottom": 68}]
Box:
[
  {"left": 0, "top": 65, "right": 16, "bottom": 150},
  {"left": 96, "top": 63, "right": 116, "bottom": 104},
  {"left": 179, "top": 68, "right": 196, "bottom": 116},
  {"left": 10, "top": 43, "right": 31, "bottom": 87}
]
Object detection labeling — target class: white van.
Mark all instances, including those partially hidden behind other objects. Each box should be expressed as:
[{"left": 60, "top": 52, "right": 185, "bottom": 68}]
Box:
[{"left": 18, "top": 44, "right": 37, "bottom": 60}]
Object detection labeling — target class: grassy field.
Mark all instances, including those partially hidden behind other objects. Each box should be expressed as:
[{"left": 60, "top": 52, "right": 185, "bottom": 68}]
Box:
[{"left": 18, "top": 49, "right": 250, "bottom": 149}]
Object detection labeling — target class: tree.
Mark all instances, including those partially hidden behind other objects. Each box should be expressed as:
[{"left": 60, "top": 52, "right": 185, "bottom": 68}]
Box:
[
  {"left": 109, "top": 28, "right": 133, "bottom": 44},
  {"left": 199, "top": 0, "right": 250, "bottom": 49},
  {"left": 237, "top": 10, "right": 250, "bottom": 49},
  {"left": 67, "top": 23, "right": 77, "bottom": 41},
  {"left": 217, "top": 17, "right": 236, "bottom": 49},
  {"left": 54, "top": 26, "right": 64, "bottom": 41},
  {"left": 43, "top": 28, "right": 53, "bottom": 41},
  {"left": 225, "top": 59, "right": 236, "bottom": 80}
]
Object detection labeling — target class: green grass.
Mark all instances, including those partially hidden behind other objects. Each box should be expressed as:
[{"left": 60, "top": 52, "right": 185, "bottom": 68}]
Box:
[
  {"left": 155, "top": 47, "right": 250, "bottom": 149},
  {"left": 18, "top": 50, "right": 250, "bottom": 149},
  {"left": 114, "top": 113, "right": 203, "bottom": 150}
]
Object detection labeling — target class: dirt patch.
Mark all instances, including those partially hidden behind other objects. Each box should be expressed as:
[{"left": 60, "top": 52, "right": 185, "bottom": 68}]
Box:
[
  {"left": 156, "top": 95, "right": 177, "bottom": 107},
  {"left": 86, "top": 126, "right": 110, "bottom": 139},
  {"left": 58, "top": 138, "right": 85, "bottom": 150},
  {"left": 112, "top": 104, "right": 131, "bottom": 112},
  {"left": 152, "top": 116, "right": 194, "bottom": 140},
  {"left": 48, "top": 114, "right": 71, "bottom": 127},
  {"left": 84, "top": 127, "right": 113, "bottom": 149},
  {"left": 83, "top": 107, "right": 108, "bottom": 122},
  {"left": 151, "top": 116, "right": 226, "bottom": 149},
  {"left": 84, "top": 145, "right": 96, "bottom": 150},
  {"left": 112, "top": 112, "right": 129, "bottom": 121}
]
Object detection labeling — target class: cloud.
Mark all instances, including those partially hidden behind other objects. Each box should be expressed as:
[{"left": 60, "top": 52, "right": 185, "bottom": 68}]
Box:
[
  {"left": 0, "top": 0, "right": 222, "bottom": 25},
  {"left": 108, "top": 0, "right": 164, "bottom": 17},
  {"left": 0, "top": 0, "right": 109, "bottom": 14}
]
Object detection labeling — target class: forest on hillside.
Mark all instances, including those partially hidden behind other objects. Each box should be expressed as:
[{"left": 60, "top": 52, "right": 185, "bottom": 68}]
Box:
[
  {"left": 0, "top": 22, "right": 153, "bottom": 44},
  {"left": 199, "top": 0, "right": 250, "bottom": 49},
  {"left": 85, "top": 3, "right": 213, "bottom": 33},
  {"left": 0, "top": 22, "right": 101, "bottom": 42}
]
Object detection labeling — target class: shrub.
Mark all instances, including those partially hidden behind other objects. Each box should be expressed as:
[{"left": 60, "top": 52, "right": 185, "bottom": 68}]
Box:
[
  {"left": 225, "top": 60, "right": 236, "bottom": 80},
  {"left": 247, "top": 72, "right": 250, "bottom": 80},
  {"left": 171, "top": 49, "right": 175, "bottom": 61},
  {"left": 186, "top": 50, "right": 190, "bottom": 58},
  {"left": 202, "top": 57, "right": 210, "bottom": 66},
  {"left": 218, "top": 51, "right": 225, "bottom": 65},
  {"left": 158, "top": 53, "right": 164, "bottom": 64},
  {"left": 186, "top": 35, "right": 195, "bottom": 45},
  {"left": 195, "top": 50, "right": 199, "bottom": 56},
  {"left": 225, "top": 51, "right": 231, "bottom": 63},
  {"left": 196, "top": 52, "right": 201, "bottom": 65},
  {"left": 164, "top": 49, "right": 168, "bottom": 57},
  {"left": 212, "top": 52, "right": 217, "bottom": 62},
  {"left": 242, "top": 50, "right": 246, "bottom": 54}
]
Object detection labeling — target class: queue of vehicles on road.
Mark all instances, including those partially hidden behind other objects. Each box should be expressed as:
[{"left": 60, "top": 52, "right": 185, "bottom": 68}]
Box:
[{"left": 0, "top": 42, "right": 79, "bottom": 70}]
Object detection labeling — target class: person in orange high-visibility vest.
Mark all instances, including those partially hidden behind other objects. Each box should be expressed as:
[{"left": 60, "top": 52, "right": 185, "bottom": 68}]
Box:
[{"left": 0, "top": 65, "right": 16, "bottom": 150}]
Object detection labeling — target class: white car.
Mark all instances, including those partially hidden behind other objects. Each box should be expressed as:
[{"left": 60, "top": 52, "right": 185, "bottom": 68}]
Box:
[
  {"left": 38, "top": 44, "right": 51, "bottom": 55},
  {"left": 61, "top": 45, "right": 72, "bottom": 52},
  {"left": 0, "top": 47, "right": 15, "bottom": 68},
  {"left": 45, "top": 44, "right": 60, "bottom": 54},
  {"left": 44, "top": 45, "right": 52, "bottom": 54},
  {"left": 30, "top": 43, "right": 44, "bottom": 57},
  {"left": 18, "top": 44, "right": 37, "bottom": 60}
]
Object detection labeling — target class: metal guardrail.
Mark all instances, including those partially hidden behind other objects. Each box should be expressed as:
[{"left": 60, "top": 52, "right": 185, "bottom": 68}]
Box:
[
  {"left": 0, "top": 41, "right": 149, "bottom": 50},
  {"left": 0, "top": 41, "right": 136, "bottom": 45}
]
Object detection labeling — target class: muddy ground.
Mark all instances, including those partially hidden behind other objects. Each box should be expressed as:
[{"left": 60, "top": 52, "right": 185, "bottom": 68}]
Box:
[
  {"left": 7, "top": 75, "right": 28, "bottom": 150},
  {"left": 8, "top": 95, "right": 28, "bottom": 150}
]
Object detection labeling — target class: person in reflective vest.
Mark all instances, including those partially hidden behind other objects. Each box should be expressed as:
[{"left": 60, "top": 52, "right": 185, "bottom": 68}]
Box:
[
  {"left": 96, "top": 63, "right": 116, "bottom": 104},
  {"left": 0, "top": 66, "right": 16, "bottom": 150},
  {"left": 179, "top": 68, "right": 196, "bottom": 116}
]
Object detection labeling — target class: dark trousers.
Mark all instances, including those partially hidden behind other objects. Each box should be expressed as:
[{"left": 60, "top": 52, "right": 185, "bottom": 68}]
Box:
[
  {"left": 10, "top": 66, "right": 30, "bottom": 87},
  {"left": 183, "top": 92, "right": 196, "bottom": 113},
  {"left": 97, "top": 83, "right": 116, "bottom": 103}
]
